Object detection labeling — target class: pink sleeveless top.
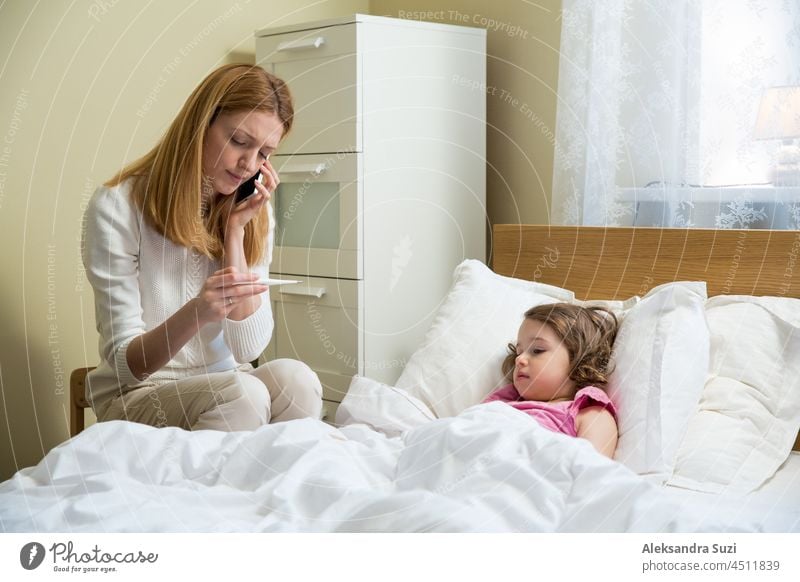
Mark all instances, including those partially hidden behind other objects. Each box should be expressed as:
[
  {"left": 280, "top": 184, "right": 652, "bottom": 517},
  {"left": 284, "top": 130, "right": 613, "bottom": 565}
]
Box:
[{"left": 481, "top": 384, "right": 617, "bottom": 437}]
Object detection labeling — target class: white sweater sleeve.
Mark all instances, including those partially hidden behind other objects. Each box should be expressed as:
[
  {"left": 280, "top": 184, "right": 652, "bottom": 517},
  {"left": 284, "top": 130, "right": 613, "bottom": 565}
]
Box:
[
  {"left": 82, "top": 185, "right": 146, "bottom": 388},
  {"left": 221, "top": 201, "right": 276, "bottom": 363}
]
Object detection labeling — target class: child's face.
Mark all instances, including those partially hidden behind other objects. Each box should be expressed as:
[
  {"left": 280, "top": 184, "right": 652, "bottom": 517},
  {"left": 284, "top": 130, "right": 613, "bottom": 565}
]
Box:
[{"left": 513, "top": 319, "right": 576, "bottom": 402}]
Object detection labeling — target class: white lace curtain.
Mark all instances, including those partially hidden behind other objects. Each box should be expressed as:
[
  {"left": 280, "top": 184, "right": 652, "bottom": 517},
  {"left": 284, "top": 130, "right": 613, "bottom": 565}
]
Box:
[{"left": 552, "top": 0, "right": 800, "bottom": 229}]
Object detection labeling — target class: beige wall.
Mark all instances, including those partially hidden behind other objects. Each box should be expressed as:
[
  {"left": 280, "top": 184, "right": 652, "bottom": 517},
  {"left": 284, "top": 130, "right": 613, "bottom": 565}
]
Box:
[
  {"left": 0, "top": 0, "right": 561, "bottom": 480},
  {"left": 371, "top": 0, "right": 563, "bottom": 229},
  {"left": 0, "top": 0, "right": 368, "bottom": 480}
]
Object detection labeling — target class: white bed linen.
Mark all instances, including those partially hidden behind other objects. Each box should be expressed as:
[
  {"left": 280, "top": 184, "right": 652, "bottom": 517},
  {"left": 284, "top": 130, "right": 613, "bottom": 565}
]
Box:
[
  {"left": 0, "top": 405, "right": 762, "bottom": 533},
  {"left": 661, "top": 452, "right": 800, "bottom": 532},
  {"left": 338, "top": 379, "right": 799, "bottom": 532}
]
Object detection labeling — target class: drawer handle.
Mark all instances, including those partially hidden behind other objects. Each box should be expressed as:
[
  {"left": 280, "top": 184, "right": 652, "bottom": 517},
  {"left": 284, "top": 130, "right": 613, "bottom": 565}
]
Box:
[
  {"left": 279, "top": 162, "right": 328, "bottom": 176},
  {"left": 279, "top": 285, "right": 327, "bottom": 299},
  {"left": 276, "top": 36, "right": 326, "bottom": 52}
]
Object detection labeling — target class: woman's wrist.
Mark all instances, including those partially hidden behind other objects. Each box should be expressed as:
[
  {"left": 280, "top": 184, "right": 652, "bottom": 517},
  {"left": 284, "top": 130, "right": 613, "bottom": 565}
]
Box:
[
  {"left": 187, "top": 297, "right": 212, "bottom": 327},
  {"left": 225, "top": 224, "right": 246, "bottom": 243},
  {"left": 191, "top": 297, "right": 215, "bottom": 333},
  {"left": 224, "top": 227, "right": 246, "bottom": 262}
]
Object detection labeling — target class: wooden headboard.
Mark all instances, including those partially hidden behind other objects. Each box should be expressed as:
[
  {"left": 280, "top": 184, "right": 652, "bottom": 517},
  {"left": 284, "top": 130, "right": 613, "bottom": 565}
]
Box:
[{"left": 492, "top": 225, "right": 800, "bottom": 451}]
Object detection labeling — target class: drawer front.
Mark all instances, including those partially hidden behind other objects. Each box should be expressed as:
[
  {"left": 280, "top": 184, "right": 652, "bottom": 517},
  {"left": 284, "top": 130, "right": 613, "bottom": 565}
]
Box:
[
  {"left": 271, "top": 153, "right": 362, "bottom": 279},
  {"left": 256, "top": 24, "right": 356, "bottom": 63},
  {"left": 267, "top": 276, "right": 362, "bottom": 402},
  {"left": 256, "top": 24, "right": 360, "bottom": 154}
]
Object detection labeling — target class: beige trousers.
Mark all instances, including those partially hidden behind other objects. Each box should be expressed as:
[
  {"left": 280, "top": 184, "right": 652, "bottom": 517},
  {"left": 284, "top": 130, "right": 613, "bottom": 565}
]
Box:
[{"left": 97, "top": 359, "right": 323, "bottom": 431}]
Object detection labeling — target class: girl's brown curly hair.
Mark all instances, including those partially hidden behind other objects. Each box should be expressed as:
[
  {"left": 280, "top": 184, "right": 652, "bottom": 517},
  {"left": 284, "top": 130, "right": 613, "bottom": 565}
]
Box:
[{"left": 501, "top": 303, "right": 619, "bottom": 389}]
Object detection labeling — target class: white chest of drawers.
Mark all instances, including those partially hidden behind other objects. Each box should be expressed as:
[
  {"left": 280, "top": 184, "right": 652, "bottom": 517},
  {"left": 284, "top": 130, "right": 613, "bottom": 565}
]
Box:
[{"left": 256, "top": 14, "right": 487, "bottom": 419}]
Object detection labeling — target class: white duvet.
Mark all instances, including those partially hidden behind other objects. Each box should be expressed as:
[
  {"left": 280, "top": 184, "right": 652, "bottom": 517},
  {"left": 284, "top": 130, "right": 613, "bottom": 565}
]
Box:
[{"left": 0, "top": 403, "right": 761, "bottom": 532}]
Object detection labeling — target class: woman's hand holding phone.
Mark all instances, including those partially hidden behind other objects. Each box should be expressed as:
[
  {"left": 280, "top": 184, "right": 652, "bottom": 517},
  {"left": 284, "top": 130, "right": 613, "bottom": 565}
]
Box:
[
  {"left": 227, "top": 158, "right": 279, "bottom": 232},
  {"left": 234, "top": 172, "right": 264, "bottom": 205}
]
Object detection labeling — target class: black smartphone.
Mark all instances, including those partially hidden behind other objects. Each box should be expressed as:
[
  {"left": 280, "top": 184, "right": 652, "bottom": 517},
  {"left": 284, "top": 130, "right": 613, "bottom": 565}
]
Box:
[{"left": 234, "top": 172, "right": 262, "bottom": 205}]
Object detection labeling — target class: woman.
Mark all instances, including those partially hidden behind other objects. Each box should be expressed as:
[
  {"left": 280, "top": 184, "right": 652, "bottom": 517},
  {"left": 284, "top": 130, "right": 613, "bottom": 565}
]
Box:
[{"left": 82, "top": 64, "right": 323, "bottom": 430}]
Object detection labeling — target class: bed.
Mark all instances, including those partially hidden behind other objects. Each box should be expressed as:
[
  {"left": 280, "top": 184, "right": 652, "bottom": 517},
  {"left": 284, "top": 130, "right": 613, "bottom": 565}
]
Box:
[
  {"left": 490, "top": 225, "right": 800, "bottom": 532},
  {"left": 1, "top": 226, "right": 798, "bottom": 532}
]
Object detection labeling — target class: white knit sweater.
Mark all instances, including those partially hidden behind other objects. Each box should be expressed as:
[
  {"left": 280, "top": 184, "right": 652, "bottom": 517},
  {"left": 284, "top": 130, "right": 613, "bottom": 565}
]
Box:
[{"left": 82, "top": 179, "right": 275, "bottom": 411}]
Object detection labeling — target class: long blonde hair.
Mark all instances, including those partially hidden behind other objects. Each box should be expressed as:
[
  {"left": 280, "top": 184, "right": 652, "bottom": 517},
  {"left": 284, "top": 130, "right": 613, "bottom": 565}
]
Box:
[{"left": 106, "top": 64, "right": 293, "bottom": 264}]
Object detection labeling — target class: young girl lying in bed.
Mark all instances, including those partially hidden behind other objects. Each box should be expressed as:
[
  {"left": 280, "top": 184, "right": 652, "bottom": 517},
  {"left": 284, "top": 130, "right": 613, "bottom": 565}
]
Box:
[{"left": 482, "top": 303, "right": 619, "bottom": 458}]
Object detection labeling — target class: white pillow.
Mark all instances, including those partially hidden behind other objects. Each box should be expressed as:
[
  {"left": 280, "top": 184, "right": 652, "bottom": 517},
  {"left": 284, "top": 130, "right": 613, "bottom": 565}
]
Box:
[
  {"left": 608, "top": 282, "right": 710, "bottom": 482},
  {"left": 669, "top": 296, "right": 800, "bottom": 494},
  {"left": 394, "top": 261, "right": 710, "bottom": 483},
  {"left": 394, "top": 260, "right": 574, "bottom": 417},
  {"left": 336, "top": 375, "right": 436, "bottom": 437}
]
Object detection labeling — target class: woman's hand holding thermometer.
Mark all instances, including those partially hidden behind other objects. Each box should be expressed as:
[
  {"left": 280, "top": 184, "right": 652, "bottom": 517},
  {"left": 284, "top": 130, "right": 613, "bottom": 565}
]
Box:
[{"left": 232, "top": 278, "right": 300, "bottom": 287}]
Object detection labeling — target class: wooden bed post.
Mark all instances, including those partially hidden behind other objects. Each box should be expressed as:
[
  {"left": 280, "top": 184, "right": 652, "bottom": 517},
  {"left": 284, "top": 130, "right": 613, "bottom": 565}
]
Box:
[{"left": 69, "top": 368, "right": 93, "bottom": 437}]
